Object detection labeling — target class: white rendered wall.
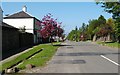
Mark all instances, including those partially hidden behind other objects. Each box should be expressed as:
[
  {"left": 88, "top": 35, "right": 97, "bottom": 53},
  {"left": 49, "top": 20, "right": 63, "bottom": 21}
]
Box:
[{"left": 3, "top": 18, "right": 34, "bottom": 33}]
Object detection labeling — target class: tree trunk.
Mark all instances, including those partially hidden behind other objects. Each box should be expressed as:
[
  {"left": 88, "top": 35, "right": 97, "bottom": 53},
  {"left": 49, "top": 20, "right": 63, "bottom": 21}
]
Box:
[
  {"left": 93, "top": 34, "right": 97, "bottom": 42},
  {"left": 118, "top": 36, "right": 120, "bottom": 43},
  {"left": 108, "top": 33, "right": 110, "bottom": 41}
]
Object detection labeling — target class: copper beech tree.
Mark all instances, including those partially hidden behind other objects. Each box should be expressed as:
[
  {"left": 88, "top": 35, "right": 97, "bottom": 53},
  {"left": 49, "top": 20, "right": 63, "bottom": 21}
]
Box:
[{"left": 38, "top": 13, "right": 64, "bottom": 42}]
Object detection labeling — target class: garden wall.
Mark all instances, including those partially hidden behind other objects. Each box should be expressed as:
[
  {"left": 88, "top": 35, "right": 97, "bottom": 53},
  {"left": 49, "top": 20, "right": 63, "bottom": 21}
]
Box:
[
  {"left": 19, "top": 32, "right": 34, "bottom": 48},
  {"left": 2, "top": 26, "right": 34, "bottom": 59}
]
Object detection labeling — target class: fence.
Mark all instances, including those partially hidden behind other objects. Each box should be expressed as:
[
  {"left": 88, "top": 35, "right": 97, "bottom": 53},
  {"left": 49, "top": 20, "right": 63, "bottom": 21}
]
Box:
[
  {"left": 2, "top": 26, "right": 34, "bottom": 59},
  {"left": 19, "top": 32, "right": 34, "bottom": 48}
]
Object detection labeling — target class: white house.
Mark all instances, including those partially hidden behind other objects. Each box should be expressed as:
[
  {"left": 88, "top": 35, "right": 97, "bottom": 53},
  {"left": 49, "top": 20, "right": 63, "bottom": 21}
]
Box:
[{"left": 3, "top": 6, "right": 42, "bottom": 44}]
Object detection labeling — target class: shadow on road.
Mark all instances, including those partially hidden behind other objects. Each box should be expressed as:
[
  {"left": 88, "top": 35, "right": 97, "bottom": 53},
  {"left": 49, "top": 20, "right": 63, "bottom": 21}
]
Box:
[
  {"left": 50, "top": 60, "right": 86, "bottom": 64},
  {"left": 56, "top": 52, "right": 120, "bottom": 56},
  {"left": 53, "top": 44, "right": 72, "bottom": 46}
]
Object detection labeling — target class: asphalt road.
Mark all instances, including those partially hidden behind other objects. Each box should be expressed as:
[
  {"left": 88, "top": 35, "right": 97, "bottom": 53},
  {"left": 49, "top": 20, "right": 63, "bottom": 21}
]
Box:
[{"left": 23, "top": 41, "right": 119, "bottom": 73}]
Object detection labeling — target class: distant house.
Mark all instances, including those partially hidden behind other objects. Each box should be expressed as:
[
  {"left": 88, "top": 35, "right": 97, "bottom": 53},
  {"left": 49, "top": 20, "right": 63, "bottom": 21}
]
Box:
[{"left": 3, "top": 6, "right": 42, "bottom": 44}]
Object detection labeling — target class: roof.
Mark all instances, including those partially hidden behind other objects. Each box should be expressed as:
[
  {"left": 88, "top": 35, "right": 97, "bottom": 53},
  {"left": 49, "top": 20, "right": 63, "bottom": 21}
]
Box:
[
  {"left": 4, "top": 11, "right": 34, "bottom": 19},
  {"left": 1, "top": 22, "right": 18, "bottom": 29}
]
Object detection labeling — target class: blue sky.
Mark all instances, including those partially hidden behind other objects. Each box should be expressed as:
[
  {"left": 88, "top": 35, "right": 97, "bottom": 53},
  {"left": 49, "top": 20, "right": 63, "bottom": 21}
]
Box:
[{"left": 1, "top": 2, "right": 112, "bottom": 34}]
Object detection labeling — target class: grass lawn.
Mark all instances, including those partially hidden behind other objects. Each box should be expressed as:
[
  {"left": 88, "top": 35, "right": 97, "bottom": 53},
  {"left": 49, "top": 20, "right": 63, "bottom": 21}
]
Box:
[
  {"left": 0, "top": 42, "right": 60, "bottom": 71},
  {"left": 97, "top": 42, "right": 120, "bottom": 48}
]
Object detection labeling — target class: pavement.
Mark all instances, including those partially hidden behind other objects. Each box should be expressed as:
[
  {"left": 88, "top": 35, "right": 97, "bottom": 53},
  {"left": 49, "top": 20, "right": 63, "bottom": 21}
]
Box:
[{"left": 20, "top": 41, "right": 119, "bottom": 73}]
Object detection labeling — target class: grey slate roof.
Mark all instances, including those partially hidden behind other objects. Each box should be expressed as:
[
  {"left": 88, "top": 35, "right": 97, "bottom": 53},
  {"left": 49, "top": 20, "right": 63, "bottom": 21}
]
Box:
[{"left": 4, "top": 11, "right": 33, "bottom": 19}]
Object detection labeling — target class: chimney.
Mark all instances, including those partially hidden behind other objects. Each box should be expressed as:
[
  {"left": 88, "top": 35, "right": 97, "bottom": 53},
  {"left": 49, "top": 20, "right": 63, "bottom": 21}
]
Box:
[
  {"left": 0, "top": 6, "right": 3, "bottom": 22},
  {"left": 22, "top": 5, "right": 27, "bottom": 12}
]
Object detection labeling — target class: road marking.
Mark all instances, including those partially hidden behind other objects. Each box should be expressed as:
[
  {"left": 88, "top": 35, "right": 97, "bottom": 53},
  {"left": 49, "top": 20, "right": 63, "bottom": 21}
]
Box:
[{"left": 100, "top": 55, "right": 119, "bottom": 66}]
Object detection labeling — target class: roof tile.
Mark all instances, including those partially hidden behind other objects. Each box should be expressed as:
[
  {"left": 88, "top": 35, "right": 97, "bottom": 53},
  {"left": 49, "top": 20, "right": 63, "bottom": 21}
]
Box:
[{"left": 4, "top": 11, "right": 33, "bottom": 19}]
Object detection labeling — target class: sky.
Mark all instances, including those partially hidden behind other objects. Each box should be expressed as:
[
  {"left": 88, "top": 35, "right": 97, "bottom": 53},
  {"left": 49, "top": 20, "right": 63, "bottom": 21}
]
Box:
[{"left": 1, "top": 2, "right": 112, "bottom": 35}]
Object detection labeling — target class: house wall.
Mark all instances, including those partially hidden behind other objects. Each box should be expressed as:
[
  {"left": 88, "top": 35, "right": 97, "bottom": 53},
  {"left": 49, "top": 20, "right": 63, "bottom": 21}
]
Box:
[
  {"left": 34, "top": 19, "right": 42, "bottom": 44},
  {"left": 3, "top": 18, "right": 34, "bottom": 33},
  {"left": 3, "top": 18, "right": 42, "bottom": 44}
]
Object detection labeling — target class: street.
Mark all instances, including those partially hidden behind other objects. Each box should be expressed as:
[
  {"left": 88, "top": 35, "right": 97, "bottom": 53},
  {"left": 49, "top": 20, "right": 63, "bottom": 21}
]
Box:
[{"left": 22, "top": 41, "right": 119, "bottom": 73}]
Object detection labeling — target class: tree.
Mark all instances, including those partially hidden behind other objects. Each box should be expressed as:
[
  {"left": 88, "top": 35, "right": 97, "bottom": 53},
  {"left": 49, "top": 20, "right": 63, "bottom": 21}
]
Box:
[
  {"left": 106, "top": 18, "right": 116, "bottom": 39},
  {"left": 79, "top": 23, "right": 88, "bottom": 41},
  {"left": 97, "top": 15, "right": 106, "bottom": 29},
  {"left": 39, "top": 13, "right": 64, "bottom": 43},
  {"left": 98, "top": 24, "right": 112, "bottom": 36},
  {"left": 97, "top": 1, "right": 120, "bottom": 42},
  {"left": 98, "top": 15, "right": 106, "bottom": 26},
  {"left": 19, "top": 26, "right": 26, "bottom": 33},
  {"left": 67, "top": 30, "right": 76, "bottom": 41},
  {"left": 87, "top": 19, "right": 98, "bottom": 40},
  {"left": 75, "top": 26, "right": 78, "bottom": 42},
  {"left": 82, "top": 23, "right": 86, "bottom": 33},
  {"left": 106, "top": 18, "right": 115, "bottom": 31}
]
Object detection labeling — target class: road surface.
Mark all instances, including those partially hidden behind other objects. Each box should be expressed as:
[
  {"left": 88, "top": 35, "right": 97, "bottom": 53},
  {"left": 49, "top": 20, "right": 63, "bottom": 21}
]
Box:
[{"left": 22, "top": 41, "right": 119, "bottom": 73}]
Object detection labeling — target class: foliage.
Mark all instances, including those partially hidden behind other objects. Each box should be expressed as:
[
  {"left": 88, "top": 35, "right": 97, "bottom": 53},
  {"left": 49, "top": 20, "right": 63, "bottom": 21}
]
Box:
[
  {"left": 67, "top": 2, "right": 119, "bottom": 42},
  {"left": 97, "top": 24, "right": 112, "bottom": 36},
  {"left": 67, "top": 30, "right": 76, "bottom": 41},
  {"left": 39, "top": 13, "right": 64, "bottom": 40},
  {"left": 87, "top": 19, "right": 99, "bottom": 39},
  {"left": 97, "top": 15, "right": 106, "bottom": 26},
  {"left": 97, "top": 1, "right": 120, "bottom": 42},
  {"left": 106, "top": 18, "right": 115, "bottom": 32},
  {"left": 67, "top": 24, "right": 88, "bottom": 41},
  {"left": 67, "top": 15, "right": 116, "bottom": 42},
  {"left": 97, "top": 42, "right": 120, "bottom": 48},
  {"left": 81, "top": 23, "right": 86, "bottom": 32},
  {"left": 85, "top": 16, "right": 115, "bottom": 41},
  {"left": 19, "top": 26, "right": 26, "bottom": 33}
]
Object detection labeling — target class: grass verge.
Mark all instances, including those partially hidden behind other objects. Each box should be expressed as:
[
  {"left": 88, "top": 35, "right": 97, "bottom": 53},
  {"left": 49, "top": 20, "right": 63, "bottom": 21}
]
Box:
[
  {"left": 17, "top": 43, "right": 60, "bottom": 69},
  {"left": 97, "top": 42, "right": 120, "bottom": 48},
  {"left": 0, "top": 42, "right": 60, "bottom": 71}
]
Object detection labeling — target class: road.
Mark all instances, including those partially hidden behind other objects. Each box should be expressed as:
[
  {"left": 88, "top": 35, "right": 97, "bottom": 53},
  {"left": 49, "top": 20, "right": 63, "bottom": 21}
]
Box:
[{"left": 22, "top": 41, "right": 119, "bottom": 73}]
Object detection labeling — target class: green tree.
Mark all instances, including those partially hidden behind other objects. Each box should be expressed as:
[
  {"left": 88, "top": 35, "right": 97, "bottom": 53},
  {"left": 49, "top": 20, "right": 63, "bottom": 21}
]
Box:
[
  {"left": 67, "top": 30, "right": 76, "bottom": 41},
  {"left": 82, "top": 23, "right": 86, "bottom": 33},
  {"left": 97, "top": 1, "right": 120, "bottom": 42},
  {"left": 98, "top": 15, "right": 106, "bottom": 27},
  {"left": 87, "top": 19, "right": 98, "bottom": 40},
  {"left": 106, "top": 18, "right": 115, "bottom": 34},
  {"left": 75, "top": 26, "right": 78, "bottom": 41},
  {"left": 86, "top": 15, "right": 107, "bottom": 41}
]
